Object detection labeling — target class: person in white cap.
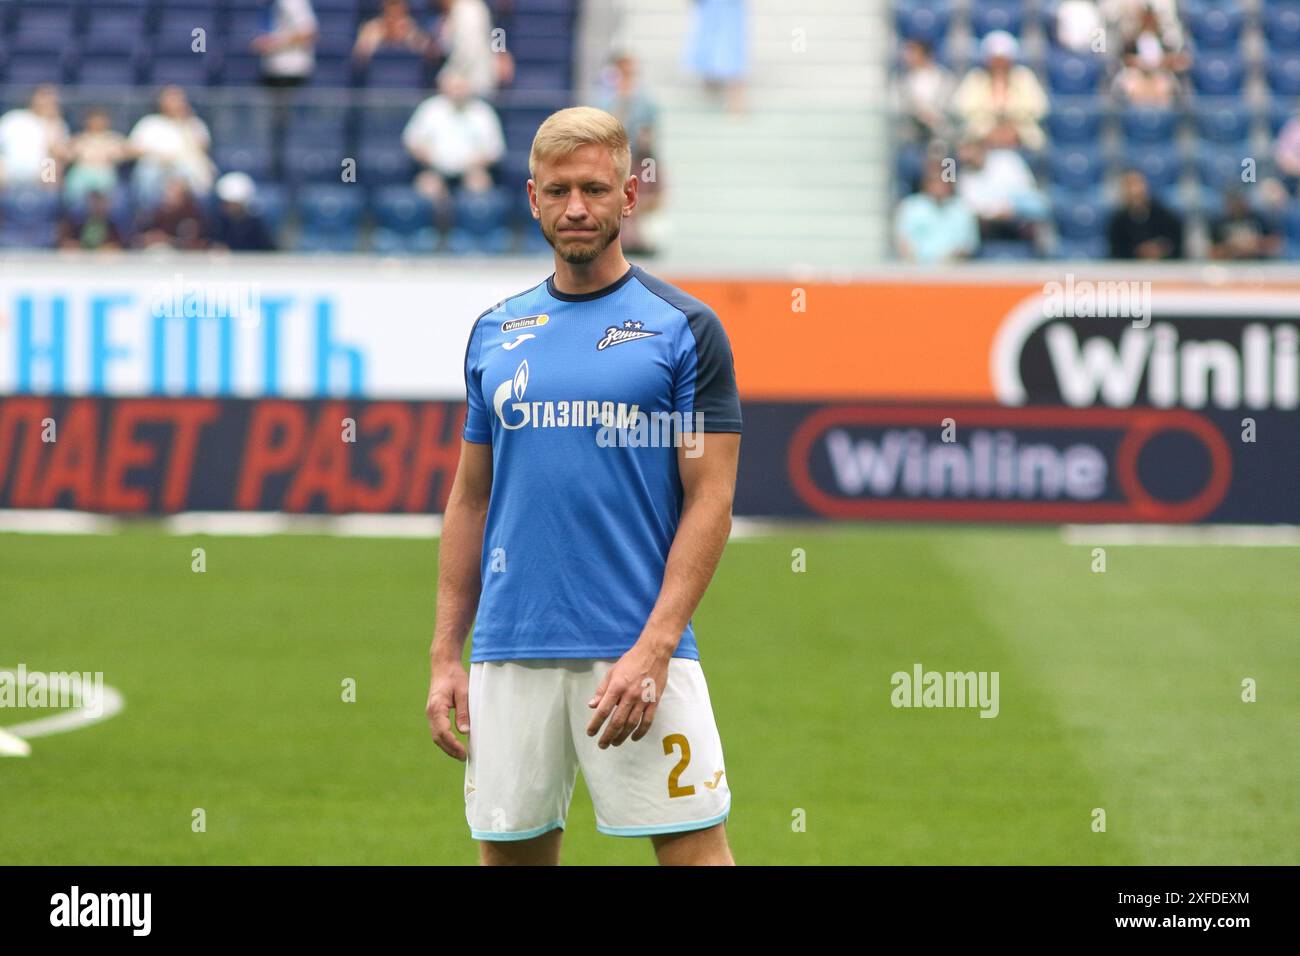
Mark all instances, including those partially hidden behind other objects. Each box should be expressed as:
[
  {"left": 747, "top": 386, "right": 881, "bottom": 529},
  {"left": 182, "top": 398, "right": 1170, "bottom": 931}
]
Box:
[
  {"left": 953, "top": 30, "right": 1048, "bottom": 151},
  {"left": 211, "top": 171, "right": 276, "bottom": 251}
]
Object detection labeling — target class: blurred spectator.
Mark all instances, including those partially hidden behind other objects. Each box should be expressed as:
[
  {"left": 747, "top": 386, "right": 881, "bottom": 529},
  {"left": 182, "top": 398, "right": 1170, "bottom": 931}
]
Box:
[
  {"left": 956, "top": 134, "right": 1048, "bottom": 244},
  {"left": 354, "top": 0, "right": 430, "bottom": 63},
  {"left": 682, "top": 0, "right": 749, "bottom": 114},
  {"left": 57, "top": 191, "right": 125, "bottom": 251},
  {"left": 1113, "top": 31, "right": 1177, "bottom": 106},
  {"left": 210, "top": 172, "right": 277, "bottom": 252},
  {"left": 402, "top": 71, "right": 505, "bottom": 205},
  {"left": 1274, "top": 112, "right": 1300, "bottom": 194},
  {"left": 1057, "top": 0, "right": 1104, "bottom": 53},
  {"left": 896, "top": 39, "right": 955, "bottom": 143},
  {"left": 894, "top": 161, "right": 978, "bottom": 263},
  {"left": 1105, "top": 0, "right": 1184, "bottom": 58},
  {"left": 129, "top": 87, "right": 216, "bottom": 203},
  {"left": 64, "top": 107, "right": 131, "bottom": 205},
  {"left": 137, "top": 177, "right": 209, "bottom": 250},
  {"left": 596, "top": 53, "right": 663, "bottom": 255},
  {"left": 433, "top": 0, "right": 505, "bottom": 97},
  {"left": 953, "top": 32, "right": 1048, "bottom": 152},
  {"left": 1209, "top": 189, "right": 1281, "bottom": 261},
  {"left": 254, "top": 0, "right": 319, "bottom": 88},
  {"left": 0, "top": 86, "right": 70, "bottom": 189},
  {"left": 1107, "top": 169, "right": 1183, "bottom": 259}
]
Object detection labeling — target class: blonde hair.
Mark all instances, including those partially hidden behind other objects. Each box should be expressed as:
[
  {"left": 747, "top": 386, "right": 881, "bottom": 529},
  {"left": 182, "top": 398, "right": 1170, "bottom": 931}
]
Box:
[{"left": 529, "top": 106, "right": 631, "bottom": 183}]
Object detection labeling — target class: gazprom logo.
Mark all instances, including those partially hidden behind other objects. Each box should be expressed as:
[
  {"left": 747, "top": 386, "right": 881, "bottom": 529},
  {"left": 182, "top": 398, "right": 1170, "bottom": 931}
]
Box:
[{"left": 493, "top": 359, "right": 530, "bottom": 429}]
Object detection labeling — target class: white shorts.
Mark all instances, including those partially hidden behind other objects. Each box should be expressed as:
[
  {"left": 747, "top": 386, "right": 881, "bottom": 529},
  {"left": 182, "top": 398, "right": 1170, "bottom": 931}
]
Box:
[{"left": 464, "top": 658, "right": 731, "bottom": 840}]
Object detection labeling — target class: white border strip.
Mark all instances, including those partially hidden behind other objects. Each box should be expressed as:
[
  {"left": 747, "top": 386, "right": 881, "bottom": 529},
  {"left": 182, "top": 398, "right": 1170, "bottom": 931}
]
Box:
[{"left": 1061, "top": 524, "right": 1300, "bottom": 547}]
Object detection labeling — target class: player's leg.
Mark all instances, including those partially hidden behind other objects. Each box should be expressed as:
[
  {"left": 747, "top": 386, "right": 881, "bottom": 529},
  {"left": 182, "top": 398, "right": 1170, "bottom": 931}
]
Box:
[
  {"left": 479, "top": 827, "right": 564, "bottom": 866},
  {"left": 465, "top": 660, "right": 579, "bottom": 865},
  {"left": 651, "top": 822, "right": 734, "bottom": 866},
  {"left": 571, "top": 658, "right": 732, "bottom": 863}
]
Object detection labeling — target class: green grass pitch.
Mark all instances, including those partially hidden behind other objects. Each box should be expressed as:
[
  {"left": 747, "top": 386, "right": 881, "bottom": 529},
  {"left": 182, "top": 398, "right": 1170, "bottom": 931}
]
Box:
[{"left": 1, "top": 525, "right": 1296, "bottom": 865}]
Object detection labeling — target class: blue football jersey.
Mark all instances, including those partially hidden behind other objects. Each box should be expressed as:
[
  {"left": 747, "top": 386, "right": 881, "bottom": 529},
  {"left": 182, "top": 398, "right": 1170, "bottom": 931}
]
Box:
[{"left": 461, "top": 264, "right": 742, "bottom": 662}]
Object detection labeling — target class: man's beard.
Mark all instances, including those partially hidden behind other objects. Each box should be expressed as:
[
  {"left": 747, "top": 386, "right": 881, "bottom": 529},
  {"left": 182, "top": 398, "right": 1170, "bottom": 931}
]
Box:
[{"left": 542, "top": 216, "right": 621, "bottom": 264}]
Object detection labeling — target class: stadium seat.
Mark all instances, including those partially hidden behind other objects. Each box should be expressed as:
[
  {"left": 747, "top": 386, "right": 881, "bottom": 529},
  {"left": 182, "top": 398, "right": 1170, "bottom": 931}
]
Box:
[
  {"left": 1195, "top": 142, "right": 1255, "bottom": 187},
  {"left": 84, "top": 7, "right": 148, "bottom": 38},
  {"left": 1123, "top": 145, "right": 1183, "bottom": 191},
  {"left": 1195, "top": 102, "right": 1251, "bottom": 143},
  {"left": 371, "top": 185, "right": 437, "bottom": 254},
  {"left": 1045, "top": 101, "right": 1103, "bottom": 145},
  {"left": 154, "top": 11, "right": 221, "bottom": 58},
  {"left": 250, "top": 182, "right": 289, "bottom": 240},
  {"left": 214, "top": 144, "right": 275, "bottom": 182},
  {"left": 511, "top": 62, "right": 569, "bottom": 90},
  {"left": 1121, "top": 107, "right": 1178, "bottom": 144},
  {"left": 1267, "top": 55, "right": 1300, "bottom": 97},
  {"left": 296, "top": 184, "right": 364, "bottom": 252},
  {"left": 359, "top": 50, "right": 427, "bottom": 88},
  {"left": 1054, "top": 235, "right": 1108, "bottom": 259},
  {"left": 1052, "top": 188, "right": 1108, "bottom": 241},
  {"left": 146, "top": 55, "right": 214, "bottom": 87},
  {"left": 969, "top": 1, "right": 1024, "bottom": 40},
  {"left": 1046, "top": 52, "right": 1103, "bottom": 95},
  {"left": 216, "top": 53, "right": 267, "bottom": 86},
  {"left": 448, "top": 187, "right": 511, "bottom": 254},
  {"left": 356, "top": 144, "right": 414, "bottom": 186},
  {"left": 895, "top": 143, "right": 928, "bottom": 195},
  {"left": 1192, "top": 52, "right": 1246, "bottom": 96},
  {"left": 1264, "top": 4, "right": 1300, "bottom": 52},
  {"left": 1047, "top": 145, "right": 1105, "bottom": 189},
  {"left": 1269, "top": 103, "right": 1296, "bottom": 137},
  {"left": 284, "top": 145, "right": 351, "bottom": 185},
  {"left": 977, "top": 239, "right": 1035, "bottom": 260},
  {"left": 1184, "top": 2, "right": 1245, "bottom": 51},
  {"left": 0, "top": 187, "right": 60, "bottom": 249},
  {"left": 894, "top": 1, "right": 953, "bottom": 46}
]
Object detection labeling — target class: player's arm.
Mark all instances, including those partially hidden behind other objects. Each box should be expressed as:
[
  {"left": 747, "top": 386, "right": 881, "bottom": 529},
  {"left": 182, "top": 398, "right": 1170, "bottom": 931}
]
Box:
[
  {"left": 587, "top": 432, "right": 741, "bottom": 748},
  {"left": 426, "top": 439, "right": 492, "bottom": 761}
]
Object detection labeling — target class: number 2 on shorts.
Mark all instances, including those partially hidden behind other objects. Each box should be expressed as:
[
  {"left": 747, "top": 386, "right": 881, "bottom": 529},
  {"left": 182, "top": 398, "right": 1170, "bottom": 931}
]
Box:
[{"left": 663, "top": 733, "right": 695, "bottom": 798}]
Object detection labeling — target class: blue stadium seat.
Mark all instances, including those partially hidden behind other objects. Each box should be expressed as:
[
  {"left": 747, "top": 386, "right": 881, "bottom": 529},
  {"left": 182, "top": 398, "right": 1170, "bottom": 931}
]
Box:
[
  {"left": 1192, "top": 52, "right": 1246, "bottom": 96},
  {"left": 1052, "top": 187, "right": 1108, "bottom": 241},
  {"left": 74, "top": 52, "right": 142, "bottom": 87},
  {"left": 1264, "top": 4, "right": 1300, "bottom": 52},
  {"left": 1195, "top": 102, "right": 1251, "bottom": 143},
  {"left": 1184, "top": 2, "right": 1245, "bottom": 51},
  {"left": 895, "top": 143, "right": 927, "bottom": 194},
  {"left": 360, "top": 50, "right": 428, "bottom": 88},
  {"left": 1267, "top": 55, "right": 1300, "bottom": 97},
  {"left": 216, "top": 54, "right": 266, "bottom": 85},
  {"left": 356, "top": 144, "right": 413, "bottom": 186},
  {"left": 84, "top": 7, "right": 148, "bottom": 38},
  {"left": 894, "top": 1, "right": 953, "bottom": 46},
  {"left": 511, "top": 62, "right": 568, "bottom": 90},
  {"left": 1047, "top": 145, "right": 1105, "bottom": 189},
  {"left": 0, "top": 187, "right": 60, "bottom": 249},
  {"left": 1046, "top": 52, "right": 1103, "bottom": 95},
  {"left": 284, "top": 145, "right": 350, "bottom": 185},
  {"left": 1046, "top": 101, "right": 1103, "bottom": 144},
  {"left": 296, "top": 184, "right": 364, "bottom": 252},
  {"left": 969, "top": 1, "right": 1024, "bottom": 40},
  {"left": 977, "top": 239, "right": 1034, "bottom": 260},
  {"left": 214, "top": 144, "right": 274, "bottom": 182},
  {"left": 1269, "top": 104, "right": 1297, "bottom": 137},
  {"left": 1054, "top": 236, "right": 1108, "bottom": 259},
  {"left": 1123, "top": 145, "right": 1183, "bottom": 191},
  {"left": 1121, "top": 108, "right": 1178, "bottom": 144},
  {"left": 146, "top": 55, "right": 214, "bottom": 87},
  {"left": 448, "top": 187, "right": 511, "bottom": 254},
  {"left": 371, "top": 185, "right": 437, "bottom": 254},
  {"left": 1195, "top": 142, "right": 1255, "bottom": 187},
  {"left": 9, "top": 7, "right": 78, "bottom": 38},
  {"left": 250, "top": 183, "right": 289, "bottom": 239}
]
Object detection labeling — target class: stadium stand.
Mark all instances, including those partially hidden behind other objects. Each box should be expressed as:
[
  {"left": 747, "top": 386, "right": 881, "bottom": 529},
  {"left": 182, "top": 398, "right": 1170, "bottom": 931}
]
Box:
[{"left": 0, "top": 0, "right": 576, "bottom": 253}]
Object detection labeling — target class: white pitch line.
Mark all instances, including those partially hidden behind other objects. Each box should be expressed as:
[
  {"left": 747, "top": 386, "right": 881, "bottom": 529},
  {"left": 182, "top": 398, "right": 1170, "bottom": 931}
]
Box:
[
  {"left": 1061, "top": 524, "right": 1300, "bottom": 547},
  {"left": 0, "top": 686, "right": 125, "bottom": 750}
]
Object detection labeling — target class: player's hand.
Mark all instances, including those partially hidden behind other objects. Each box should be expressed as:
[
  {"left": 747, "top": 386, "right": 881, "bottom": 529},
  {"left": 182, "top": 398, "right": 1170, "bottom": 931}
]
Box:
[
  {"left": 586, "top": 639, "right": 672, "bottom": 749},
  {"left": 426, "top": 659, "right": 470, "bottom": 761}
]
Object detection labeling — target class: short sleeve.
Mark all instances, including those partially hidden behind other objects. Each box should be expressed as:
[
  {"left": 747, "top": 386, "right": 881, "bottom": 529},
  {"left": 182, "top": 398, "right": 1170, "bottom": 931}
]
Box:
[
  {"left": 674, "top": 308, "right": 742, "bottom": 433},
  {"left": 462, "top": 317, "right": 491, "bottom": 444}
]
